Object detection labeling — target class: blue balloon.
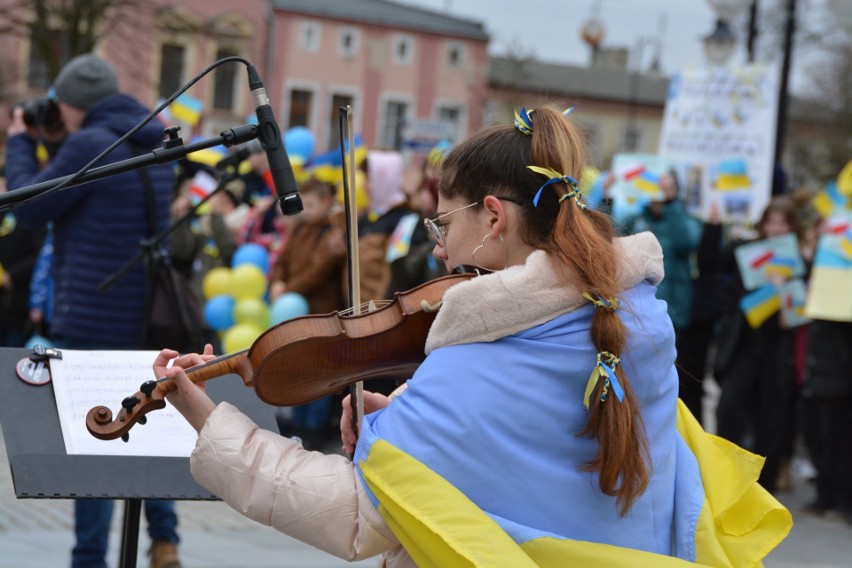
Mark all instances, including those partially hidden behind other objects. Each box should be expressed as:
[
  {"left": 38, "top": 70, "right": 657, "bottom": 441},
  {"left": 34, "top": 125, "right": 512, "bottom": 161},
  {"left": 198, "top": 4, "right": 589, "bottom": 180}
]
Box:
[
  {"left": 204, "top": 295, "right": 236, "bottom": 331},
  {"left": 231, "top": 243, "right": 269, "bottom": 273},
  {"left": 284, "top": 127, "right": 315, "bottom": 160},
  {"left": 270, "top": 293, "right": 310, "bottom": 325}
]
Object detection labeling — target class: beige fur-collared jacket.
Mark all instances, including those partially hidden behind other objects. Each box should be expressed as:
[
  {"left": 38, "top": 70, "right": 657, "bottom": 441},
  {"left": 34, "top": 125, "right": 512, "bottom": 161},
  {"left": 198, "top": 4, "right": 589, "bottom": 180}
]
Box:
[{"left": 189, "top": 233, "right": 664, "bottom": 567}]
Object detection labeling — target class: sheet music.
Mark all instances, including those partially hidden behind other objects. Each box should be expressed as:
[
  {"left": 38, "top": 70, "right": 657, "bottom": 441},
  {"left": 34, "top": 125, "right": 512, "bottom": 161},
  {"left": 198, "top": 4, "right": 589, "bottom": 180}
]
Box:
[{"left": 50, "top": 350, "right": 198, "bottom": 457}]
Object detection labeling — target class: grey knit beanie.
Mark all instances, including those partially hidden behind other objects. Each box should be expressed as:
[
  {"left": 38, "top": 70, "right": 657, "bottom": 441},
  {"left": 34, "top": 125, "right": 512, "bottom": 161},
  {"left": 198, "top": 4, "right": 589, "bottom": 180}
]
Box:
[{"left": 53, "top": 54, "right": 119, "bottom": 110}]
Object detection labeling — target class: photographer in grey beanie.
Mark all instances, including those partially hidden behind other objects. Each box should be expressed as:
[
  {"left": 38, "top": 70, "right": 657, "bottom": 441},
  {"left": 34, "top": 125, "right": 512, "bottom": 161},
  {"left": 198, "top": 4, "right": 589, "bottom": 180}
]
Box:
[
  {"left": 53, "top": 53, "right": 119, "bottom": 110},
  {"left": 5, "top": 52, "right": 184, "bottom": 568}
]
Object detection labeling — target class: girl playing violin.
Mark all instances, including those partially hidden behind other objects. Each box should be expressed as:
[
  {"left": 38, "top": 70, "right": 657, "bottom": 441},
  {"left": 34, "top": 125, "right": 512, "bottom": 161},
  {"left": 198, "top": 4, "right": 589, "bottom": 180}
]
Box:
[{"left": 157, "top": 106, "right": 789, "bottom": 567}]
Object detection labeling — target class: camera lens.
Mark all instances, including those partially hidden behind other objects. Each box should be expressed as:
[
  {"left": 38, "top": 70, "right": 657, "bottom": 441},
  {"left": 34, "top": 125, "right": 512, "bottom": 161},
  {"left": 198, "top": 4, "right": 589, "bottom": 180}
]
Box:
[{"left": 17, "top": 97, "right": 62, "bottom": 130}]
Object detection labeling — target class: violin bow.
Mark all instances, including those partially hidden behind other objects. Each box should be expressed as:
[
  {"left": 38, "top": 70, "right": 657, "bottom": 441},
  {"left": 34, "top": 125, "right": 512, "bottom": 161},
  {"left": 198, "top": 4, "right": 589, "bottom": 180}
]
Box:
[{"left": 339, "top": 106, "right": 365, "bottom": 445}]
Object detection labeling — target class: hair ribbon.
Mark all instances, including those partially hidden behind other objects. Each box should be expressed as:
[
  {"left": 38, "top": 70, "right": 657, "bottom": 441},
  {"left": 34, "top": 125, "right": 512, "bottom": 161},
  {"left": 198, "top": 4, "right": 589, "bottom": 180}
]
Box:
[
  {"left": 527, "top": 165, "right": 586, "bottom": 209},
  {"left": 514, "top": 106, "right": 575, "bottom": 136},
  {"left": 582, "top": 292, "right": 619, "bottom": 311},
  {"left": 584, "top": 351, "right": 624, "bottom": 409},
  {"left": 514, "top": 107, "right": 534, "bottom": 135}
]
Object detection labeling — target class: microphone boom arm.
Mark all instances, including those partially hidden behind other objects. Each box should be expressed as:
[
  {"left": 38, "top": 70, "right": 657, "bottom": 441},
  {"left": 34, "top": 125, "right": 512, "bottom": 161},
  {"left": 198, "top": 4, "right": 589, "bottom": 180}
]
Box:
[{"left": 0, "top": 124, "right": 259, "bottom": 211}]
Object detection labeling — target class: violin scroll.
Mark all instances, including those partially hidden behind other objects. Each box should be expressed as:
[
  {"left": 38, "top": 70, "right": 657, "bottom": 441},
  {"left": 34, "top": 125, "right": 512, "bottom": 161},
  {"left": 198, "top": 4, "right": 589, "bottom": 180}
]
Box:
[{"left": 86, "top": 379, "right": 168, "bottom": 441}]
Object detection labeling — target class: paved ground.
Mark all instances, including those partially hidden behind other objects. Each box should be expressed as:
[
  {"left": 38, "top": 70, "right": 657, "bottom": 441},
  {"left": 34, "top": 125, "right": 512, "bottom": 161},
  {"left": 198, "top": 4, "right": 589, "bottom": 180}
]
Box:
[{"left": 1, "top": 379, "right": 850, "bottom": 567}]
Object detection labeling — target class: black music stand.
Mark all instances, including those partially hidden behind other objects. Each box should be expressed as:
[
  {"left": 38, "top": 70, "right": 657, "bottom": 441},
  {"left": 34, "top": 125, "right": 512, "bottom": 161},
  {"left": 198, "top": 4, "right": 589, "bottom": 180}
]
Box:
[{"left": 0, "top": 347, "right": 279, "bottom": 568}]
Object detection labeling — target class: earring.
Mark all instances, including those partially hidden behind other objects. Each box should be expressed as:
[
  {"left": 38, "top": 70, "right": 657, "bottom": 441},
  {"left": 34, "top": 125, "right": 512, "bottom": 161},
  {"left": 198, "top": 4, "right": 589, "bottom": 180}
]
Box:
[{"left": 471, "top": 232, "right": 509, "bottom": 272}]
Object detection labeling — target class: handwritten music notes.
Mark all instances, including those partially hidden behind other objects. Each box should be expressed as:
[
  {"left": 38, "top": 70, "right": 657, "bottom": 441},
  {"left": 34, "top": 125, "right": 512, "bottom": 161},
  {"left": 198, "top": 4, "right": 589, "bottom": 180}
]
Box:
[{"left": 50, "top": 350, "right": 198, "bottom": 457}]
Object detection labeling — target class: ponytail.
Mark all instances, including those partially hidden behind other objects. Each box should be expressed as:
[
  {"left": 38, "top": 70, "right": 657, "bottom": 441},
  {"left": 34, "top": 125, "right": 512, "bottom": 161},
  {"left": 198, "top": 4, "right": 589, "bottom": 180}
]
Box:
[{"left": 532, "top": 107, "right": 650, "bottom": 517}]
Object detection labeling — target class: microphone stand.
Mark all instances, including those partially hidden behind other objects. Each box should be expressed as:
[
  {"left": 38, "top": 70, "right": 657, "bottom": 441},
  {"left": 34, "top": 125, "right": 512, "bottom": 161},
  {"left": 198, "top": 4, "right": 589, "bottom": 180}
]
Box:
[{"left": 0, "top": 124, "right": 258, "bottom": 210}]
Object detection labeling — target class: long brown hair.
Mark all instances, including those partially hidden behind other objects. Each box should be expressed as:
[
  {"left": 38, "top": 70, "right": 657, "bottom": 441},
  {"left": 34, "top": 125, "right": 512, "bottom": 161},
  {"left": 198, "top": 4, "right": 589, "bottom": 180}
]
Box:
[
  {"left": 439, "top": 106, "right": 649, "bottom": 516},
  {"left": 757, "top": 195, "right": 800, "bottom": 240}
]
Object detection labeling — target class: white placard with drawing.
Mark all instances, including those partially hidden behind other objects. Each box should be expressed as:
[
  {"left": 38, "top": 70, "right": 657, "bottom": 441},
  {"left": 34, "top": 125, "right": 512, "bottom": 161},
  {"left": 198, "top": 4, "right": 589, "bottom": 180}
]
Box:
[{"left": 50, "top": 349, "right": 198, "bottom": 457}]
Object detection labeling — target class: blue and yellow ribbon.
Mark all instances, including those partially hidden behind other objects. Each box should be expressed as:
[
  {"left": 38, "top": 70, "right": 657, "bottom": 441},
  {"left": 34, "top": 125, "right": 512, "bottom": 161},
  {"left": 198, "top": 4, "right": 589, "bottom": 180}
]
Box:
[
  {"left": 527, "top": 165, "right": 587, "bottom": 209},
  {"left": 514, "top": 106, "right": 576, "bottom": 136},
  {"left": 582, "top": 291, "right": 619, "bottom": 311},
  {"left": 584, "top": 351, "right": 624, "bottom": 409},
  {"left": 514, "top": 107, "right": 535, "bottom": 135}
]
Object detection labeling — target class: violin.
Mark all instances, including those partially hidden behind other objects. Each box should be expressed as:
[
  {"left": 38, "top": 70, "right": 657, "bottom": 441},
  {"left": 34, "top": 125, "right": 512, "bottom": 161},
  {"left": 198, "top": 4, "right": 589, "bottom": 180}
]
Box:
[{"left": 86, "top": 272, "right": 472, "bottom": 441}]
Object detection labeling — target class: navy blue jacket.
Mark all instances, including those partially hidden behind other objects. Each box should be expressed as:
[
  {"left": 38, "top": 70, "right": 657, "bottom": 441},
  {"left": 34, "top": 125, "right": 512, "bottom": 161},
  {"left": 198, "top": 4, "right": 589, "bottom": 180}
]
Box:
[{"left": 6, "top": 94, "right": 174, "bottom": 348}]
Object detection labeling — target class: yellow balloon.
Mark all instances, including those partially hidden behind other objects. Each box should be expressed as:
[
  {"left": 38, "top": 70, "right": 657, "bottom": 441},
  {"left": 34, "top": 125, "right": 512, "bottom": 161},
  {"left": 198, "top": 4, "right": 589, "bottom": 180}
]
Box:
[
  {"left": 233, "top": 298, "right": 270, "bottom": 329},
  {"left": 202, "top": 267, "right": 232, "bottom": 300},
  {"left": 229, "top": 264, "right": 267, "bottom": 300},
  {"left": 222, "top": 323, "right": 263, "bottom": 353}
]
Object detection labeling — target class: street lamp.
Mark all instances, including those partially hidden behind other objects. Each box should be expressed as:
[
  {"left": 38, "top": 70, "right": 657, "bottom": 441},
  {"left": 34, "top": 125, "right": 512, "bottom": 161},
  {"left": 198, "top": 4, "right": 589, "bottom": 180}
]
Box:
[
  {"left": 702, "top": 0, "right": 753, "bottom": 65},
  {"left": 702, "top": 18, "right": 737, "bottom": 65}
]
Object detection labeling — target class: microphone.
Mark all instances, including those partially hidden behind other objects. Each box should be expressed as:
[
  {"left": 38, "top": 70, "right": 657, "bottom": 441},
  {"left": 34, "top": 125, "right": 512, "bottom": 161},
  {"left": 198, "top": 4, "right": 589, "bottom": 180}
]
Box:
[
  {"left": 246, "top": 65, "right": 303, "bottom": 216},
  {"left": 215, "top": 147, "right": 250, "bottom": 171}
]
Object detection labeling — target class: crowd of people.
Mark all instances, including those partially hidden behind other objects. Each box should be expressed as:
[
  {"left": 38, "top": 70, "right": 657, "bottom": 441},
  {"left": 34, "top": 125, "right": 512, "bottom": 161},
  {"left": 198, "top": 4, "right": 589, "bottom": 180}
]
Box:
[
  {"left": 0, "top": 52, "right": 848, "bottom": 568},
  {"left": 0, "top": 53, "right": 448, "bottom": 568}
]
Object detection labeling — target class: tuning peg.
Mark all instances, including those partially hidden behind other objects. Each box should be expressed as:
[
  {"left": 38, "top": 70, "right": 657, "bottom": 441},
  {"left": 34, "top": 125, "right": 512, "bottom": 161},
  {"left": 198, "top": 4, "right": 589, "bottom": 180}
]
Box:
[
  {"left": 138, "top": 416, "right": 147, "bottom": 425},
  {"left": 140, "top": 380, "right": 156, "bottom": 397},
  {"left": 121, "top": 433, "right": 129, "bottom": 442},
  {"left": 122, "top": 396, "right": 140, "bottom": 411}
]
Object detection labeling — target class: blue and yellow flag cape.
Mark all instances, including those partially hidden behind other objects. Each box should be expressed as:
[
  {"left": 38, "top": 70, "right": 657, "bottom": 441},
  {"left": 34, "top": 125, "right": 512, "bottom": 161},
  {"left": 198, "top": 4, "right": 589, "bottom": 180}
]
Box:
[
  {"left": 354, "top": 282, "right": 791, "bottom": 567},
  {"left": 356, "top": 400, "right": 791, "bottom": 567}
]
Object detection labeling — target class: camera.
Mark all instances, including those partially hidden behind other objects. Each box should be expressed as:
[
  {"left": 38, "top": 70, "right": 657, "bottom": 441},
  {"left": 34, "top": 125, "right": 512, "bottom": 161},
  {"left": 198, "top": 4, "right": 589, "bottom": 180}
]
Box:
[{"left": 11, "top": 97, "right": 63, "bottom": 130}]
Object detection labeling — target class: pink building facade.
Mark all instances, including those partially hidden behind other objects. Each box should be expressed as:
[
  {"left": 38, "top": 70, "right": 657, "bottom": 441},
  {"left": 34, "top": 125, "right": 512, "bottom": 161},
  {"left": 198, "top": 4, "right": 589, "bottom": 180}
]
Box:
[
  {"left": 269, "top": 0, "right": 488, "bottom": 153},
  {"left": 1, "top": 0, "right": 488, "bottom": 157}
]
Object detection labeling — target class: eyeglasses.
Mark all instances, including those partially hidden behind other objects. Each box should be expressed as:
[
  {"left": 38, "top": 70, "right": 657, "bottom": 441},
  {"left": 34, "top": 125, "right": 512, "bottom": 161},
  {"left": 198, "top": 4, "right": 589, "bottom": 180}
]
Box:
[
  {"left": 423, "top": 202, "right": 479, "bottom": 247},
  {"left": 423, "top": 197, "right": 526, "bottom": 247}
]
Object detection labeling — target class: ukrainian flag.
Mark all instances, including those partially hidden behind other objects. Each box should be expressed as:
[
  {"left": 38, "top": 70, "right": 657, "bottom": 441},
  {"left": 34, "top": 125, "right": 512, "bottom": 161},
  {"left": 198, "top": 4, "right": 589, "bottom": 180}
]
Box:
[
  {"left": 170, "top": 93, "right": 203, "bottom": 127},
  {"left": 356, "top": 400, "right": 790, "bottom": 567},
  {"left": 812, "top": 180, "right": 851, "bottom": 219},
  {"left": 187, "top": 137, "right": 227, "bottom": 168},
  {"left": 740, "top": 285, "right": 781, "bottom": 328},
  {"left": 305, "top": 135, "right": 369, "bottom": 208},
  {"left": 633, "top": 170, "right": 663, "bottom": 198},
  {"left": 763, "top": 256, "right": 797, "bottom": 280},
  {"left": 715, "top": 159, "right": 751, "bottom": 191},
  {"left": 306, "top": 135, "right": 367, "bottom": 185},
  {"left": 804, "top": 234, "right": 852, "bottom": 321}
]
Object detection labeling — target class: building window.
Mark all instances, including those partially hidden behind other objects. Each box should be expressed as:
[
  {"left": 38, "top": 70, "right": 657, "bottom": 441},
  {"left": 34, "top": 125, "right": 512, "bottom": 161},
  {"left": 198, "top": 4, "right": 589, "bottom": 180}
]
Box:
[
  {"left": 213, "top": 48, "right": 239, "bottom": 110},
  {"left": 446, "top": 42, "right": 464, "bottom": 67},
  {"left": 299, "top": 21, "right": 321, "bottom": 53},
  {"left": 392, "top": 35, "right": 414, "bottom": 65},
  {"left": 159, "top": 43, "right": 185, "bottom": 100},
  {"left": 328, "top": 93, "right": 354, "bottom": 150},
  {"left": 339, "top": 27, "right": 360, "bottom": 58},
  {"left": 383, "top": 101, "right": 408, "bottom": 150},
  {"left": 622, "top": 126, "right": 641, "bottom": 152},
  {"left": 438, "top": 105, "right": 461, "bottom": 142},
  {"left": 288, "top": 89, "right": 313, "bottom": 128}
]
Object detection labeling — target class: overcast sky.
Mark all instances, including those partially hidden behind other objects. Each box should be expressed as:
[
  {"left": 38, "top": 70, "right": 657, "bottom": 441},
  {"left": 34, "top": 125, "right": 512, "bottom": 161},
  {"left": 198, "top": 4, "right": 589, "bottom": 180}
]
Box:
[{"left": 401, "top": 0, "right": 847, "bottom": 95}]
